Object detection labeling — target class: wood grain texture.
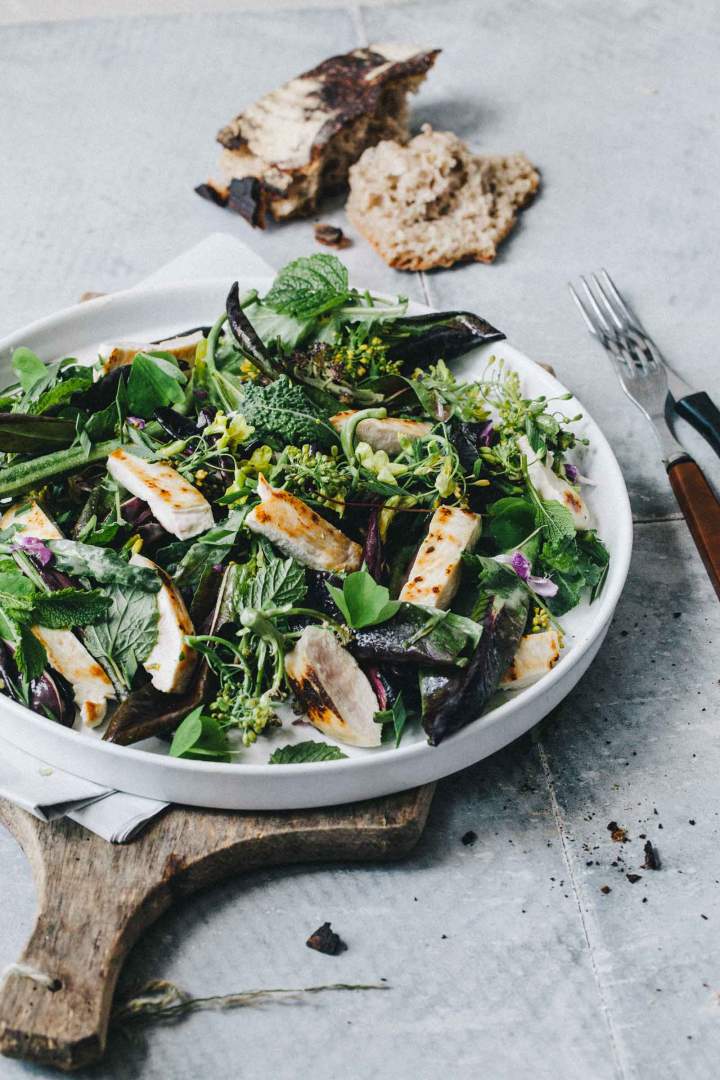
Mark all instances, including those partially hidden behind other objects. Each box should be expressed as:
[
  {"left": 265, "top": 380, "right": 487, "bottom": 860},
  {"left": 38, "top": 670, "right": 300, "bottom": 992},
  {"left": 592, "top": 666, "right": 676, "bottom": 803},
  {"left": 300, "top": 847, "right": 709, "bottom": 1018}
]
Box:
[
  {"left": 668, "top": 457, "right": 720, "bottom": 599},
  {"left": 0, "top": 785, "right": 434, "bottom": 1071}
]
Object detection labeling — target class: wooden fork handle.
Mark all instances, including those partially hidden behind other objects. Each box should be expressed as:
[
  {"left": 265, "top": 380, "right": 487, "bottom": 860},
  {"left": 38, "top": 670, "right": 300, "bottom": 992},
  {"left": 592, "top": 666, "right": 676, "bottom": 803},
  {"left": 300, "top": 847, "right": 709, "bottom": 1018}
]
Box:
[{"left": 668, "top": 456, "right": 720, "bottom": 599}]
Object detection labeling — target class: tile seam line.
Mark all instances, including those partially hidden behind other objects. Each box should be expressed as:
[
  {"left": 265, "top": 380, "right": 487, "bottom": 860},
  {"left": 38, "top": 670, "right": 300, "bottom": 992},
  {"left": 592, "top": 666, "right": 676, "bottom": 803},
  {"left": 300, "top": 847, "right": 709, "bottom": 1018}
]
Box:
[
  {"left": 535, "top": 737, "right": 633, "bottom": 1080},
  {"left": 351, "top": 3, "right": 367, "bottom": 45}
]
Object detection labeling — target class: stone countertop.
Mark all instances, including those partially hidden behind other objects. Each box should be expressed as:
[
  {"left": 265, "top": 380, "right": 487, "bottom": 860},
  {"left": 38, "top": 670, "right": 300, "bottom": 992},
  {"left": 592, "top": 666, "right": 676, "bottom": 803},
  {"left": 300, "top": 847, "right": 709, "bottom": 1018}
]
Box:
[{"left": 1, "top": 2, "right": 719, "bottom": 1078}]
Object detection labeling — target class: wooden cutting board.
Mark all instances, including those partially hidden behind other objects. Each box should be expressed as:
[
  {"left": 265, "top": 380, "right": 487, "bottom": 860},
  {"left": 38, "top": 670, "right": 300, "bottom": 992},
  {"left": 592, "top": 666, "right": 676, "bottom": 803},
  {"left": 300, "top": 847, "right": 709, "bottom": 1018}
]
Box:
[{"left": 0, "top": 785, "right": 434, "bottom": 1071}]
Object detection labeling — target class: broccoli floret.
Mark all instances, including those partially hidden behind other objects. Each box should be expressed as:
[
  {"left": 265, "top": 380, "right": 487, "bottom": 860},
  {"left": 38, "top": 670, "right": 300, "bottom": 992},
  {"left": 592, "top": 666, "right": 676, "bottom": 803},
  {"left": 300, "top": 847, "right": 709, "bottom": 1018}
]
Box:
[{"left": 232, "top": 376, "right": 334, "bottom": 449}]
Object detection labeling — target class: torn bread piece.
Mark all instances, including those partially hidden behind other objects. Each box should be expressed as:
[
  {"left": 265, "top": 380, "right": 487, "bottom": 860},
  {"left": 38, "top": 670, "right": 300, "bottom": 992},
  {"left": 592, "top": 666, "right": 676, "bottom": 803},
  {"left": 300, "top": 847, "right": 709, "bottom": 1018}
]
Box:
[
  {"left": 517, "top": 436, "right": 592, "bottom": 530},
  {"left": 400, "top": 505, "right": 481, "bottom": 609},
  {"left": 330, "top": 411, "right": 432, "bottom": 455},
  {"left": 347, "top": 124, "right": 539, "bottom": 270},
  {"left": 199, "top": 44, "right": 439, "bottom": 225},
  {"left": 246, "top": 475, "right": 362, "bottom": 573},
  {"left": 107, "top": 449, "right": 214, "bottom": 540},
  {"left": 500, "top": 630, "right": 562, "bottom": 691},
  {"left": 130, "top": 553, "right": 197, "bottom": 694},
  {"left": 2, "top": 500, "right": 115, "bottom": 726},
  {"left": 285, "top": 626, "right": 381, "bottom": 747},
  {"left": 96, "top": 333, "right": 204, "bottom": 377}
]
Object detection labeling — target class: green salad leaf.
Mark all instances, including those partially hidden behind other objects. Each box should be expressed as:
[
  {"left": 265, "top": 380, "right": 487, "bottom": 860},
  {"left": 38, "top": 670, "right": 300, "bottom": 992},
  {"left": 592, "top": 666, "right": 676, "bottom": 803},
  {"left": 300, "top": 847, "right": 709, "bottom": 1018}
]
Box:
[
  {"left": 12, "top": 347, "right": 47, "bottom": 394},
  {"left": 48, "top": 541, "right": 162, "bottom": 591},
  {"left": 82, "top": 581, "right": 159, "bottom": 689},
  {"left": 126, "top": 352, "right": 186, "bottom": 417},
  {"left": 244, "top": 551, "right": 306, "bottom": 611},
  {"left": 374, "top": 692, "right": 409, "bottom": 747},
  {"left": 229, "top": 376, "right": 334, "bottom": 449},
  {"left": 170, "top": 706, "right": 231, "bottom": 762},
  {"left": 31, "top": 589, "right": 111, "bottom": 629},
  {"left": 264, "top": 254, "right": 349, "bottom": 320},
  {"left": 269, "top": 741, "right": 348, "bottom": 764},
  {"left": 326, "top": 571, "right": 400, "bottom": 630}
]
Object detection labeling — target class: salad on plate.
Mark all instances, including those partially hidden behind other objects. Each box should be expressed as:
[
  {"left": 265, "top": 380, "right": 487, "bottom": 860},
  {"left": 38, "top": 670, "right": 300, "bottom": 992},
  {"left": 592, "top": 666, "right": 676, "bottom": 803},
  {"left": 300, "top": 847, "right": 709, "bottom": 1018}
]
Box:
[{"left": 0, "top": 255, "right": 609, "bottom": 764}]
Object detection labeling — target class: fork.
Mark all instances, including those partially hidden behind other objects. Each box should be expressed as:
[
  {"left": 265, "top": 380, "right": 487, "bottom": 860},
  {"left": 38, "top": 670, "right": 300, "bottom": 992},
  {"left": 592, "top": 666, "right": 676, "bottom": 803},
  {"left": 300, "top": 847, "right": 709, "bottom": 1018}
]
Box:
[{"left": 569, "top": 271, "right": 720, "bottom": 599}]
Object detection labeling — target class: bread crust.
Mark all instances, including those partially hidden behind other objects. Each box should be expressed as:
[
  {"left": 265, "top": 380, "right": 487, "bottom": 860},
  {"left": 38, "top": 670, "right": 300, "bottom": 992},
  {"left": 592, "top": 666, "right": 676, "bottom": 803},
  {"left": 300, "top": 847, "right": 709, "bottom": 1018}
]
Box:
[{"left": 200, "top": 45, "right": 439, "bottom": 225}]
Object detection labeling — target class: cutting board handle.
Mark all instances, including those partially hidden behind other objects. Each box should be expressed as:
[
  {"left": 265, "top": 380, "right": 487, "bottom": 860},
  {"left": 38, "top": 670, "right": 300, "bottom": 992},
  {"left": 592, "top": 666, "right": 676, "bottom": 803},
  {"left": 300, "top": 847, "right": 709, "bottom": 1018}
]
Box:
[
  {"left": 0, "top": 803, "right": 172, "bottom": 1069},
  {"left": 0, "top": 785, "right": 434, "bottom": 1071}
]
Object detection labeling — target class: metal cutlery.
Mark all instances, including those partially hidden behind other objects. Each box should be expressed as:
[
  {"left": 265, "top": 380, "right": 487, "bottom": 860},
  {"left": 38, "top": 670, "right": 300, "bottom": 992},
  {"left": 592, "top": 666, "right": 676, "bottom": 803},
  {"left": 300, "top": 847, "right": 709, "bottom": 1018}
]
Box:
[
  {"left": 585, "top": 270, "right": 720, "bottom": 457},
  {"left": 570, "top": 271, "right": 720, "bottom": 598}
]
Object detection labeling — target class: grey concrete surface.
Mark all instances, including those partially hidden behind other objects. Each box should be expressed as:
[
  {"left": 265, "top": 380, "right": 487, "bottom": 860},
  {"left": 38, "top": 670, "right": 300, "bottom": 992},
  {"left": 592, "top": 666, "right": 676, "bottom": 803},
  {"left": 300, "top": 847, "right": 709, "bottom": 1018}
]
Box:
[{"left": 1, "top": 2, "right": 720, "bottom": 1078}]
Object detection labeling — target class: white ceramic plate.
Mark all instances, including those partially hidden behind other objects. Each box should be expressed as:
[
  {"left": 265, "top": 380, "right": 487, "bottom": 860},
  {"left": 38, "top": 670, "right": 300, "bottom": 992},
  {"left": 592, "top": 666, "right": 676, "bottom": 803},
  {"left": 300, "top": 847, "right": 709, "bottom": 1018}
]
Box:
[{"left": 0, "top": 279, "right": 632, "bottom": 809}]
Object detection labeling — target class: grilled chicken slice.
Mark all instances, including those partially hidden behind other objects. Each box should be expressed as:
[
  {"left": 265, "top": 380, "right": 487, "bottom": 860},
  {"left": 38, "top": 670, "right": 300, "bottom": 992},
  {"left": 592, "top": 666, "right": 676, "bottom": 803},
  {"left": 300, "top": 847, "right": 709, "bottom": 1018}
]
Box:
[
  {"left": 96, "top": 333, "right": 203, "bottom": 376},
  {"left": 1, "top": 499, "right": 63, "bottom": 540},
  {"left": 518, "top": 436, "right": 592, "bottom": 530},
  {"left": 330, "top": 411, "right": 432, "bottom": 455},
  {"left": 107, "top": 449, "right": 214, "bottom": 540},
  {"left": 500, "top": 630, "right": 562, "bottom": 691},
  {"left": 400, "top": 505, "right": 481, "bottom": 609},
  {"left": 30, "top": 628, "right": 115, "bottom": 727},
  {"left": 129, "top": 553, "right": 197, "bottom": 693},
  {"left": 246, "top": 475, "right": 362, "bottom": 573},
  {"left": 285, "top": 626, "right": 381, "bottom": 747},
  {"left": 1, "top": 500, "right": 115, "bottom": 726}
]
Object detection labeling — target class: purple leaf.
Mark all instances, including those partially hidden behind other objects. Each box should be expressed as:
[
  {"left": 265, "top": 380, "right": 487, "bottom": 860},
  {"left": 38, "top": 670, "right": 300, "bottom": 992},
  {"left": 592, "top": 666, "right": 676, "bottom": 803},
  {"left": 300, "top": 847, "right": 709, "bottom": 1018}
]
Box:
[{"left": 362, "top": 505, "right": 383, "bottom": 582}]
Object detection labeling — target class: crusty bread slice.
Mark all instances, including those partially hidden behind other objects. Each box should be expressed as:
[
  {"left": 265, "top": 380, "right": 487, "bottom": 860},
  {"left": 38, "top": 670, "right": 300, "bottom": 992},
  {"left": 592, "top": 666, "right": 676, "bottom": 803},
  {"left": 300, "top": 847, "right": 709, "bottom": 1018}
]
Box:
[
  {"left": 197, "top": 44, "right": 439, "bottom": 226},
  {"left": 346, "top": 125, "right": 540, "bottom": 270}
]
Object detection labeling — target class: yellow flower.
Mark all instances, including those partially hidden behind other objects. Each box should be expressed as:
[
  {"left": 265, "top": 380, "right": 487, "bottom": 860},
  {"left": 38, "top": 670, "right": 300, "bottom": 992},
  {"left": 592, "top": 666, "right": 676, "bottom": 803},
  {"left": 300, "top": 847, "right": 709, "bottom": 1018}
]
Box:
[{"left": 205, "top": 411, "right": 254, "bottom": 450}]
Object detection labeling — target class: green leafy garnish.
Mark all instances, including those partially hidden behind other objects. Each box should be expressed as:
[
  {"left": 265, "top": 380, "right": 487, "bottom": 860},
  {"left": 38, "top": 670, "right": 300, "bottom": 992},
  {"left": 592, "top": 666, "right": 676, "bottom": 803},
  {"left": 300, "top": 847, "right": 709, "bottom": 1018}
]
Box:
[
  {"left": 374, "top": 692, "right": 408, "bottom": 747},
  {"left": 48, "top": 541, "right": 162, "bottom": 591},
  {"left": 264, "top": 255, "right": 349, "bottom": 320},
  {"left": 82, "top": 581, "right": 159, "bottom": 690},
  {"left": 243, "top": 552, "right": 306, "bottom": 611},
  {"left": 487, "top": 497, "right": 537, "bottom": 552},
  {"left": 269, "top": 741, "right": 348, "bottom": 764},
  {"left": 326, "top": 571, "right": 400, "bottom": 630},
  {"left": 12, "top": 347, "right": 47, "bottom": 393},
  {"left": 171, "top": 509, "right": 249, "bottom": 592},
  {"left": 227, "top": 376, "right": 334, "bottom": 450},
  {"left": 30, "top": 589, "right": 111, "bottom": 629},
  {"left": 126, "top": 352, "right": 186, "bottom": 418},
  {"left": 169, "top": 706, "right": 231, "bottom": 762}
]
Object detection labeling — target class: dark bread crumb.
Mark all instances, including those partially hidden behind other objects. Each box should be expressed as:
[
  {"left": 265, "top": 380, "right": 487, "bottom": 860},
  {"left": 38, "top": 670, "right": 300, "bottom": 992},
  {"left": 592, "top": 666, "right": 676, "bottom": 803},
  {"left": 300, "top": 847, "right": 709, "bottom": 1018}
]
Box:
[{"left": 306, "top": 922, "right": 347, "bottom": 955}]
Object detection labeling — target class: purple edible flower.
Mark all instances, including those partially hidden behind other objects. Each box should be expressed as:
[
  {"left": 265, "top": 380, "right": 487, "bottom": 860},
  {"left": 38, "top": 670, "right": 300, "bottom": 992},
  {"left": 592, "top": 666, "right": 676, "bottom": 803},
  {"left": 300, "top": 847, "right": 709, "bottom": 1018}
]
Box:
[
  {"left": 498, "top": 550, "right": 559, "bottom": 598},
  {"left": 127, "top": 416, "right": 146, "bottom": 429},
  {"left": 564, "top": 463, "right": 579, "bottom": 483},
  {"left": 479, "top": 420, "right": 495, "bottom": 447},
  {"left": 212, "top": 563, "right": 225, "bottom": 573},
  {"left": 14, "top": 535, "right": 53, "bottom": 566}
]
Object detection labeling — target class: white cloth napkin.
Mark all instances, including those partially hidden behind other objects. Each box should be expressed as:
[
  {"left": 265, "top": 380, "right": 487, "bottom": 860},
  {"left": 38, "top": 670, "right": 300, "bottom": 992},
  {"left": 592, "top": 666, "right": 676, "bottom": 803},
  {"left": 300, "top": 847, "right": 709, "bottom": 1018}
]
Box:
[{"left": 0, "top": 233, "right": 273, "bottom": 842}]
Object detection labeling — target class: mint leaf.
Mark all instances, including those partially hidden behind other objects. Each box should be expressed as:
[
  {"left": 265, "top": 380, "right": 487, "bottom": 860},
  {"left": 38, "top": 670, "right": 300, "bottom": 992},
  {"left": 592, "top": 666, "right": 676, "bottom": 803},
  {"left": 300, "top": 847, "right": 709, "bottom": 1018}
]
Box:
[
  {"left": 49, "top": 541, "right": 162, "bottom": 591},
  {"left": 326, "top": 570, "right": 400, "bottom": 630},
  {"left": 15, "top": 626, "right": 47, "bottom": 682},
  {"left": 31, "top": 589, "right": 111, "bottom": 629},
  {"left": 264, "top": 255, "right": 349, "bottom": 320},
  {"left": 540, "top": 499, "right": 575, "bottom": 542},
  {"left": 82, "top": 582, "right": 159, "bottom": 689},
  {"left": 374, "top": 692, "right": 408, "bottom": 747},
  {"left": 170, "top": 706, "right": 230, "bottom": 762},
  {"left": 0, "top": 571, "right": 36, "bottom": 610},
  {"left": 245, "top": 553, "right": 306, "bottom": 611},
  {"left": 12, "top": 347, "right": 47, "bottom": 393},
  {"left": 126, "top": 352, "right": 186, "bottom": 418},
  {"left": 269, "top": 741, "right": 348, "bottom": 764}
]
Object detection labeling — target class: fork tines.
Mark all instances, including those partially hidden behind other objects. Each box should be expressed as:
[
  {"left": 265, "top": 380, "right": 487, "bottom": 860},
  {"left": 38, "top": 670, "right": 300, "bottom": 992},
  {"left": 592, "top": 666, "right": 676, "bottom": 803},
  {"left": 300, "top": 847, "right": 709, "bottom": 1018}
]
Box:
[{"left": 568, "top": 270, "right": 661, "bottom": 378}]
